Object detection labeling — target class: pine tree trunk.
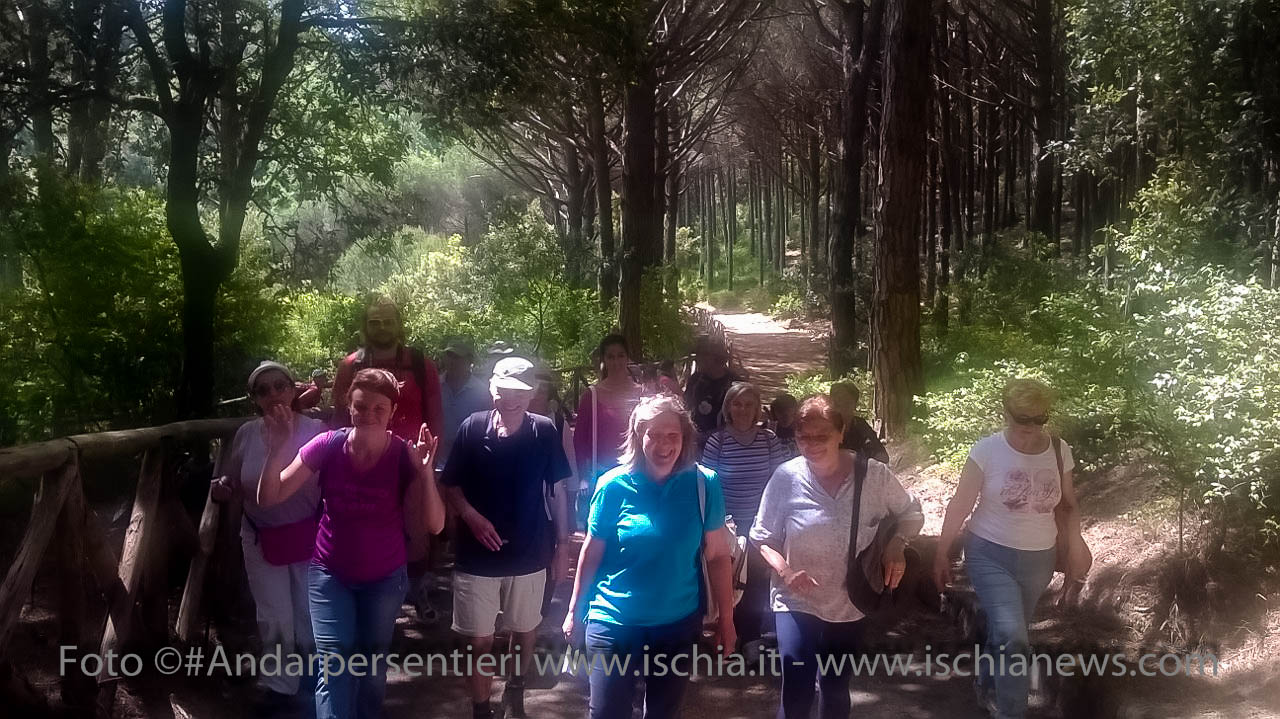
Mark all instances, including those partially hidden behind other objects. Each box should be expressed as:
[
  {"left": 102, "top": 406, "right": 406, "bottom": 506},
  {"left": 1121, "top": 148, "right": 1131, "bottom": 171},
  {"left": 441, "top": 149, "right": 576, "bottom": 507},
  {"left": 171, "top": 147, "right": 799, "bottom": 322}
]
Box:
[
  {"left": 588, "top": 76, "right": 617, "bottom": 306},
  {"left": 664, "top": 103, "right": 681, "bottom": 301},
  {"left": 830, "top": 0, "right": 885, "bottom": 377},
  {"left": 1031, "top": 0, "right": 1057, "bottom": 239},
  {"left": 872, "top": 0, "right": 930, "bottom": 439},
  {"left": 619, "top": 67, "right": 661, "bottom": 358}
]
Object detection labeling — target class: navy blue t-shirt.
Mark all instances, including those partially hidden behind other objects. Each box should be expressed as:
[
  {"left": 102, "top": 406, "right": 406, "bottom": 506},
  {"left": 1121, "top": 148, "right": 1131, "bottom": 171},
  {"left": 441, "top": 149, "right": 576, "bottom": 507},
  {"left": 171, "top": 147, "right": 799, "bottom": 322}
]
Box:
[{"left": 441, "top": 410, "right": 572, "bottom": 577}]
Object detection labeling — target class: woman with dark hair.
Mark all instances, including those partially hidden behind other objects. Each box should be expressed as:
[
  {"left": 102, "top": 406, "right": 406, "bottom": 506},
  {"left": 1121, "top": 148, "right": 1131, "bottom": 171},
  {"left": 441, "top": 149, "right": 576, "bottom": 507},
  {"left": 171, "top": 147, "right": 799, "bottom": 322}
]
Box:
[
  {"left": 530, "top": 366, "right": 579, "bottom": 495},
  {"left": 258, "top": 368, "right": 446, "bottom": 719},
  {"left": 215, "top": 361, "right": 326, "bottom": 715},
  {"left": 768, "top": 393, "right": 801, "bottom": 458},
  {"left": 751, "top": 395, "right": 923, "bottom": 719},
  {"left": 563, "top": 394, "right": 736, "bottom": 719},
  {"left": 572, "top": 334, "right": 643, "bottom": 528}
]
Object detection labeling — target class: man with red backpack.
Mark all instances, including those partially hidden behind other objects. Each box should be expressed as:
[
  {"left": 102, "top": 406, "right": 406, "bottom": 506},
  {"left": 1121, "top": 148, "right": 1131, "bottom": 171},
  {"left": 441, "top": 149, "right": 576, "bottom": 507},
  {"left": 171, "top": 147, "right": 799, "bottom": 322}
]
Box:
[
  {"left": 331, "top": 297, "right": 445, "bottom": 620},
  {"left": 332, "top": 298, "right": 444, "bottom": 441}
]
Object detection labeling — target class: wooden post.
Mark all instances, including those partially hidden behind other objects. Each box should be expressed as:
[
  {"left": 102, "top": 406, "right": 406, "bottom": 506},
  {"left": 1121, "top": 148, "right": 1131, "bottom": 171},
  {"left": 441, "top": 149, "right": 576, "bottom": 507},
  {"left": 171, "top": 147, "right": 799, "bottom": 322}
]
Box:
[
  {"left": 55, "top": 472, "right": 97, "bottom": 711},
  {"left": 176, "top": 438, "right": 234, "bottom": 642},
  {"left": 98, "top": 447, "right": 165, "bottom": 670},
  {"left": 0, "top": 460, "right": 77, "bottom": 654}
]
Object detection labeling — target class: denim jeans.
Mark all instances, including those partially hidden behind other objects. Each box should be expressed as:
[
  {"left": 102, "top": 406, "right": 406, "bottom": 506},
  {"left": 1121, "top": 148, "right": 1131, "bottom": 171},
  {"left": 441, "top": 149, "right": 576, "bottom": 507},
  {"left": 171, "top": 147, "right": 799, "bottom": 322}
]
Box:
[
  {"left": 584, "top": 612, "right": 701, "bottom": 719},
  {"left": 773, "top": 611, "right": 866, "bottom": 719},
  {"left": 963, "top": 533, "right": 1056, "bottom": 719},
  {"left": 308, "top": 562, "right": 408, "bottom": 719}
]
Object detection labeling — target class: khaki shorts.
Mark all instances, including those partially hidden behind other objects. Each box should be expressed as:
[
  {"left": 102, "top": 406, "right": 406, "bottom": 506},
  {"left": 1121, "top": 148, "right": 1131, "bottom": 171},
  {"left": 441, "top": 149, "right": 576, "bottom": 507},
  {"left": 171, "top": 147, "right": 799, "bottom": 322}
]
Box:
[{"left": 452, "top": 569, "right": 546, "bottom": 637}]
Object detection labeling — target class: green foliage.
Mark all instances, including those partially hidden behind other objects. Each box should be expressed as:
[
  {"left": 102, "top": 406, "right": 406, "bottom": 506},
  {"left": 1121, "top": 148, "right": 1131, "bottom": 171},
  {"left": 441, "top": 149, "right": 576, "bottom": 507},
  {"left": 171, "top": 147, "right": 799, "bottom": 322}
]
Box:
[
  {"left": 366, "top": 205, "right": 618, "bottom": 370},
  {"left": 918, "top": 167, "right": 1280, "bottom": 543},
  {"left": 684, "top": 219, "right": 803, "bottom": 318},
  {"left": 0, "top": 178, "right": 278, "bottom": 442},
  {"left": 272, "top": 291, "right": 365, "bottom": 375},
  {"left": 637, "top": 271, "right": 696, "bottom": 362},
  {"left": 784, "top": 371, "right": 831, "bottom": 400},
  {"left": 770, "top": 291, "right": 805, "bottom": 319},
  {"left": 783, "top": 370, "right": 873, "bottom": 406}
]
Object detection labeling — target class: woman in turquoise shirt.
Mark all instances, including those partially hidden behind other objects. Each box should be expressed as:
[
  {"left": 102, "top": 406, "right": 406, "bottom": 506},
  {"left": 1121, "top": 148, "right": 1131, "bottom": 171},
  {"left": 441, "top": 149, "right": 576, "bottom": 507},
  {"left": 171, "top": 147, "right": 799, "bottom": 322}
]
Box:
[{"left": 563, "top": 394, "right": 736, "bottom": 719}]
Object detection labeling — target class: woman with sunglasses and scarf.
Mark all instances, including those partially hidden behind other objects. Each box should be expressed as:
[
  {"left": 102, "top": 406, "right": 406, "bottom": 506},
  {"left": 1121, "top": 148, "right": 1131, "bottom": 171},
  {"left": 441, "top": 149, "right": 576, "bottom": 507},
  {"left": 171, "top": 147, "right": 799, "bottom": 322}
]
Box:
[
  {"left": 933, "top": 379, "right": 1090, "bottom": 719},
  {"left": 214, "top": 361, "right": 327, "bottom": 716}
]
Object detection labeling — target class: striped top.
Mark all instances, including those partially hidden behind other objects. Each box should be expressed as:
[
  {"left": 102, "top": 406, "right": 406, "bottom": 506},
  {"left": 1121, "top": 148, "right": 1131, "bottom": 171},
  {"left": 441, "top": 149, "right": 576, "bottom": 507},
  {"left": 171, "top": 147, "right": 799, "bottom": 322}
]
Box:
[{"left": 701, "top": 427, "right": 791, "bottom": 533}]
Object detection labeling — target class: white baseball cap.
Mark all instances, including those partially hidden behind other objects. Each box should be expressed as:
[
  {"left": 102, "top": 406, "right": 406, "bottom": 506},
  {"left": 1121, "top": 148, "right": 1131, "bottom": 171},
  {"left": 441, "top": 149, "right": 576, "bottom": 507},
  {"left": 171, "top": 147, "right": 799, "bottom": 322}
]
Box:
[{"left": 490, "top": 357, "right": 536, "bottom": 391}]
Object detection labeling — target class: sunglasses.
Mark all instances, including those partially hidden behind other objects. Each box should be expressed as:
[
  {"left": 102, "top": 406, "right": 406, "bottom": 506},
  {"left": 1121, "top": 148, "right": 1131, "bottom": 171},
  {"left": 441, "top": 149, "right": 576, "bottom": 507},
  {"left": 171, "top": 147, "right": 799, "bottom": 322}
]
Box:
[
  {"left": 254, "top": 379, "right": 294, "bottom": 397},
  {"left": 1006, "top": 406, "right": 1049, "bottom": 425}
]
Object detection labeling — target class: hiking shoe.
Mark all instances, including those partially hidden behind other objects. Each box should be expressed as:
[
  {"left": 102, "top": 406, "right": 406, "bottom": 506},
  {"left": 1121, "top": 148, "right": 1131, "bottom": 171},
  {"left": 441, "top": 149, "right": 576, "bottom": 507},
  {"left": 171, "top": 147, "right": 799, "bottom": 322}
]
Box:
[
  {"left": 250, "top": 689, "right": 294, "bottom": 718},
  {"left": 973, "top": 677, "right": 998, "bottom": 717},
  {"left": 502, "top": 684, "right": 526, "bottom": 719},
  {"left": 741, "top": 639, "right": 763, "bottom": 666},
  {"left": 410, "top": 585, "right": 438, "bottom": 622}
]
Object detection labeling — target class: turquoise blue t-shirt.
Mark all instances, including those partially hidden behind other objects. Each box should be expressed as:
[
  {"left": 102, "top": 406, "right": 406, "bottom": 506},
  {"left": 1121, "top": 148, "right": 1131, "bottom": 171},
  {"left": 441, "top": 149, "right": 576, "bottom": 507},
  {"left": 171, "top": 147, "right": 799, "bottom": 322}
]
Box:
[{"left": 586, "top": 463, "right": 726, "bottom": 626}]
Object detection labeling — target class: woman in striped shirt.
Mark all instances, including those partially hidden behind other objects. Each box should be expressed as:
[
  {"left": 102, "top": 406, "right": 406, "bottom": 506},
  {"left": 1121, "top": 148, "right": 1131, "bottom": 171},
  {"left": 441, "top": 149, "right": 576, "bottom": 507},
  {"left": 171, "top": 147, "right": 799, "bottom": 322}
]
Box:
[{"left": 700, "top": 382, "right": 790, "bottom": 648}]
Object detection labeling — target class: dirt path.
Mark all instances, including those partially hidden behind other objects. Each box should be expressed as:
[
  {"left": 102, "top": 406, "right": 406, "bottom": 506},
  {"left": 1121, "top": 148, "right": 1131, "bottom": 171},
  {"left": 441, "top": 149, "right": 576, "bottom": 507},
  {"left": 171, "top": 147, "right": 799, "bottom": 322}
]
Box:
[
  {"left": 708, "top": 309, "right": 830, "bottom": 399},
  {"left": 378, "top": 311, "right": 999, "bottom": 719},
  {"left": 55, "top": 311, "right": 1279, "bottom": 718}
]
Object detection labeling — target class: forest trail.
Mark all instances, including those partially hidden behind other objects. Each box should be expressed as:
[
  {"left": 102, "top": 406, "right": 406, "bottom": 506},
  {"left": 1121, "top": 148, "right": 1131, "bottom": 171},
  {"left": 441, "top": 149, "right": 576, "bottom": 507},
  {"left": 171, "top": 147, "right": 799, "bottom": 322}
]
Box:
[
  {"left": 705, "top": 307, "right": 830, "bottom": 399},
  {"left": 377, "top": 309, "right": 995, "bottom": 719}
]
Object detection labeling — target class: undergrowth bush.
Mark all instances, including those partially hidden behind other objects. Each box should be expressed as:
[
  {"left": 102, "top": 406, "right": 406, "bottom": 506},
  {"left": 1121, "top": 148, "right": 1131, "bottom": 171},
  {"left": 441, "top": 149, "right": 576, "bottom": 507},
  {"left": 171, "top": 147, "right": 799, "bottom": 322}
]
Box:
[{"left": 918, "top": 164, "right": 1280, "bottom": 546}]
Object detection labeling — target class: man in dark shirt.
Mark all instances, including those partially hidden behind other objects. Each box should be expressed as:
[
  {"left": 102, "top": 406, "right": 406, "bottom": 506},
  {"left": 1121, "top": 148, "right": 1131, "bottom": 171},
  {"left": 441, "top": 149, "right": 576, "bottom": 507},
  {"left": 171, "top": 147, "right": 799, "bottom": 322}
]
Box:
[
  {"left": 830, "top": 380, "right": 890, "bottom": 464},
  {"left": 684, "top": 337, "right": 742, "bottom": 443},
  {"left": 441, "top": 357, "right": 572, "bottom": 719}
]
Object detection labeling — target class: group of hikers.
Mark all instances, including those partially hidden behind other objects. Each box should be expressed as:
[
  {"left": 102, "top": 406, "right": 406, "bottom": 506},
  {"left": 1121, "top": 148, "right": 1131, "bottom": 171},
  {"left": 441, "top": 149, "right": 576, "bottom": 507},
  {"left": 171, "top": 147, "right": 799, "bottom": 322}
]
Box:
[{"left": 217, "top": 296, "right": 1090, "bottom": 719}]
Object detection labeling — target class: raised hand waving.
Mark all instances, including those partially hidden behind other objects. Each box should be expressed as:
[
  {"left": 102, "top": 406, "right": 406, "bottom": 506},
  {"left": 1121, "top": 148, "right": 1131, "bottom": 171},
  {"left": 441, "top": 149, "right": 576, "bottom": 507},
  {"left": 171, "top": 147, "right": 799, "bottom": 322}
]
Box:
[{"left": 407, "top": 423, "right": 439, "bottom": 473}]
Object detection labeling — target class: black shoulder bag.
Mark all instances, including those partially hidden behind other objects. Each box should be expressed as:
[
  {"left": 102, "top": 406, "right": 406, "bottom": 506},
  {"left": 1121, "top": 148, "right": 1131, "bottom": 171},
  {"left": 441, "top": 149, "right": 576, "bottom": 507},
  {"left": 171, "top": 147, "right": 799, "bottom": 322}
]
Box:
[{"left": 845, "top": 452, "right": 931, "bottom": 619}]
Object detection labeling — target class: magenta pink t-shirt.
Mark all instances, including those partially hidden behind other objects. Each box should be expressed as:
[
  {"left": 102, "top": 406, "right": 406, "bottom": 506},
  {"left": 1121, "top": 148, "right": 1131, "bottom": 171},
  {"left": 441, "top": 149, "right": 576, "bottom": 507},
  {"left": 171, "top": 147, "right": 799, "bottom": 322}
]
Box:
[{"left": 300, "top": 429, "right": 414, "bottom": 584}]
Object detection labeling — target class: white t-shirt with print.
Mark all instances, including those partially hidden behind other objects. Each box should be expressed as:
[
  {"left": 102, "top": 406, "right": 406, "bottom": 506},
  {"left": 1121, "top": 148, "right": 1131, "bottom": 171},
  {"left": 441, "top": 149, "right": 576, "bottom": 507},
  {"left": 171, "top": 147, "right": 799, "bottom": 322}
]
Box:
[{"left": 967, "top": 432, "right": 1073, "bottom": 551}]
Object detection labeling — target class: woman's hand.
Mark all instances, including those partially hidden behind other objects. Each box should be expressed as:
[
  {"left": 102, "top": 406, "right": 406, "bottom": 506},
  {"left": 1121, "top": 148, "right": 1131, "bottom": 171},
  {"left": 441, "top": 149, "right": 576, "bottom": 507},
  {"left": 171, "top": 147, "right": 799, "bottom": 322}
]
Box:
[
  {"left": 263, "top": 404, "right": 294, "bottom": 455},
  {"left": 883, "top": 536, "right": 907, "bottom": 590},
  {"left": 210, "top": 476, "right": 240, "bottom": 503},
  {"left": 712, "top": 616, "right": 736, "bottom": 658},
  {"left": 561, "top": 612, "right": 578, "bottom": 643},
  {"left": 407, "top": 423, "right": 438, "bottom": 474},
  {"left": 781, "top": 566, "right": 820, "bottom": 595},
  {"left": 932, "top": 552, "right": 952, "bottom": 591},
  {"left": 1066, "top": 536, "right": 1091, "bottom": 580}
]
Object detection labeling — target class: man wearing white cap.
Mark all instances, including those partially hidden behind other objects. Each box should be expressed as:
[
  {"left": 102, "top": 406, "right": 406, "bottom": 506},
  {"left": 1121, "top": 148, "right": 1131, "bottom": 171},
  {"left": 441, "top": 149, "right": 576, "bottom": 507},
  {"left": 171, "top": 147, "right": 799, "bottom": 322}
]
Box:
[{"left": 441, "top": 357, "right": 572, "bottom": 719}]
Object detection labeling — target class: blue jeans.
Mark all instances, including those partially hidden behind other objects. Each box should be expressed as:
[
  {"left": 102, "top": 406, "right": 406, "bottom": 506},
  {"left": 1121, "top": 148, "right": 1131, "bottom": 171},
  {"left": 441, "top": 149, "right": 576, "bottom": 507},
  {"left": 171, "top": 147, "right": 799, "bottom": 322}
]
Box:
[
  {"left": 773, "top": 611, "right": 866, "bottom": 719},
  {"left": 585, "top": 613, "right": 701, "bottom": 719},
  {"left": 308, "top": 562, "right": 408, "bottom": 719},
  {"left": 963, "top": 533, "right": 1056, "bottom": 719}
]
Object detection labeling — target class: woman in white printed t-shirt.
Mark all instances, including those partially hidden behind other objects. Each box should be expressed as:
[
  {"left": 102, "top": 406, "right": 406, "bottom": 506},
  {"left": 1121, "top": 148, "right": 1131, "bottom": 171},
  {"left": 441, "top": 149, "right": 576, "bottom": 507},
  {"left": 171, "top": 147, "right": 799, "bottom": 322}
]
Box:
[{"left": 933, "top": 378, "right": 1090, "bottom": 719}]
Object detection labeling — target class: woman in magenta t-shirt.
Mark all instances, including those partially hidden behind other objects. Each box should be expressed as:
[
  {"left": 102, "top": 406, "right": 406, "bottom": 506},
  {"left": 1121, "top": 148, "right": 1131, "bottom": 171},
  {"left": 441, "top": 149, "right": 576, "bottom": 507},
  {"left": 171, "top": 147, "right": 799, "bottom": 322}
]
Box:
[
  {"left": 258, "top": 368, "right": 445, "bottom": 719},
  {"left": 573, "top": 334, "right": 643, "bottom": 528}
]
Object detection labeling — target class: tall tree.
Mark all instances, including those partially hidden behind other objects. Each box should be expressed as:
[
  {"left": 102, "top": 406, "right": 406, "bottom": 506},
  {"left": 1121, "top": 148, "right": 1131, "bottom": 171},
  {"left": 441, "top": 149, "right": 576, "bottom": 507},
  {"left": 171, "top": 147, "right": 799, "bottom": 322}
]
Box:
[
  {"left": 823, "top": 0, "right": 885, "bottom": 377},
  {"left": 119, "top": 0, "right": 309, "bottom": 417},
  {"left": 1030, "top": 0, "right": 1058, "bottom": 240},
  {"left": 872, "top": 0, "right": 929, "bottom": 438}
]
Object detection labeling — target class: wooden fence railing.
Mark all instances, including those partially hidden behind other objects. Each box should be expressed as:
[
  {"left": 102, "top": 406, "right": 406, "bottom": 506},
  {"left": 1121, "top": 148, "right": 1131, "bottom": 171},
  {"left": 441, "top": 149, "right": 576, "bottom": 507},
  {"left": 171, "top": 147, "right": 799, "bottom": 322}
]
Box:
[
  {"left": 690, "top": 306, "right": 747, "bottom": 378},
  {"left": 0, "top": 418, "right": 250, "bottom": 715}
]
